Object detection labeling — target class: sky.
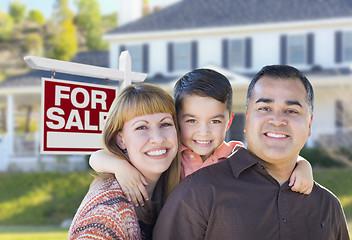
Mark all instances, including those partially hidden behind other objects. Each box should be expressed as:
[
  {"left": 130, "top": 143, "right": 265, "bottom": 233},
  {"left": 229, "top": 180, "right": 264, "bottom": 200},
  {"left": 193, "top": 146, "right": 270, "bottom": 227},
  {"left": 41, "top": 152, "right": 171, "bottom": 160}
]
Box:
[{"left": 0, "top": 0, "right": 180, "bottom": 18}]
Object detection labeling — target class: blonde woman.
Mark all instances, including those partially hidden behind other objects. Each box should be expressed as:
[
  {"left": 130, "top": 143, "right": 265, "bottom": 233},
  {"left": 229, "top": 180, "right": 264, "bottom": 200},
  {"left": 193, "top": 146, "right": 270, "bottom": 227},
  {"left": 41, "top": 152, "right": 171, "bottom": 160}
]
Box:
[{"left": 68, "top": 83, "right": 180, "bottom": 240}]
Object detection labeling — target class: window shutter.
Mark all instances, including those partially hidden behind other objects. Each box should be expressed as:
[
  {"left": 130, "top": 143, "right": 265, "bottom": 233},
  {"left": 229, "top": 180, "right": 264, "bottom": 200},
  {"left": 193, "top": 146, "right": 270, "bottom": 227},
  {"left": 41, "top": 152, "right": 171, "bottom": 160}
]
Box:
[
  {"left": 335, "top": 31, "right": 342, "bottom": 63},
  {"left": 191, "top": 41, "right": 198, "bottom": 69},
  {"left": 142, "top": 44, "right": 149, "bottom": 73},
  {"left": 307, "top": 33, "right": 314, "bottom": 65},
  {"left": 245, "top": 38, "right": 252, "bottom": 68},
  {"left": 167, "top": 43, "right": 174, "bottom": 72},
  {"left": 222, "top": 39, "right": 229, "bottom": 68},
  {"left": 280, "top": 35, "right": 287, "bottom": 65}
]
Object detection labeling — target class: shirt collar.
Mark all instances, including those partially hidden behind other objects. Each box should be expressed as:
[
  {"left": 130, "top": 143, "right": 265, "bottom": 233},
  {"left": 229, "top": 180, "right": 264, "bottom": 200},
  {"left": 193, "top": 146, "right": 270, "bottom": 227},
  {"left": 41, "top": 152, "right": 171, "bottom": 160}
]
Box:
[{"left": 228, "top": 146, "right": 259, "bottom": 178}]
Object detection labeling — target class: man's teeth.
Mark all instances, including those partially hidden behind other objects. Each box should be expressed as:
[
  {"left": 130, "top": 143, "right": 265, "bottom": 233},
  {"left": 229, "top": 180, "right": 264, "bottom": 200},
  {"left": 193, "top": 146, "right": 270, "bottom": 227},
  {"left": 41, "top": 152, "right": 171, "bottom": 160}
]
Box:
[
  {"left": 196, "top": 140, "right": 210, "bottom": 144},
  {"left": 266, "top": 133, "right": 286, "bottom": 138},
  {"left": 146, "top": 149, "right": 167, "bottom": 156}
]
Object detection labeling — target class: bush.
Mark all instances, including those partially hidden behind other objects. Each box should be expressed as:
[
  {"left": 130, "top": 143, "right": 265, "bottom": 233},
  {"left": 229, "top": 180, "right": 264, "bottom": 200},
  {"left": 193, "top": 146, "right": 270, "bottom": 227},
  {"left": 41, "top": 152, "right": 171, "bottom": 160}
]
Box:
[
  {"left": 300, "top": 147, "right": 346, "bottom": 168},
  {"left": 0, "top": 171, "right": 94, "bottom": 226}
]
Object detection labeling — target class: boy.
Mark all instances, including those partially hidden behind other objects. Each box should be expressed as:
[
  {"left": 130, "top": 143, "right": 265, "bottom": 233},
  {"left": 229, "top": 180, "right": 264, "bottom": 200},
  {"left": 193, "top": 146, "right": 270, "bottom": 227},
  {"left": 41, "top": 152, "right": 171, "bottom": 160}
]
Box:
[{"left": 90, "top": 69, "right": 313, "bottom": 206}]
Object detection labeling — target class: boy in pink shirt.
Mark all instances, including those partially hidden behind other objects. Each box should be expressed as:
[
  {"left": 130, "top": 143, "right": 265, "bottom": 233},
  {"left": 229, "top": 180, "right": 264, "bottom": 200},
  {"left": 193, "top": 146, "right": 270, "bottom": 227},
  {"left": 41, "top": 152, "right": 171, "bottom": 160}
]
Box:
[{"left": 90, "top": 69, "right": 313, "bottom": 207}]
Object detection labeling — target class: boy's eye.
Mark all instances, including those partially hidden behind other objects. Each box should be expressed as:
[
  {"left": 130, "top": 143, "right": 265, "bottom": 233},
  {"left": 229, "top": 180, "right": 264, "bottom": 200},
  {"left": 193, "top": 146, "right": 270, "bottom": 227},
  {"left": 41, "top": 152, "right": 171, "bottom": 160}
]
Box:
[
  {"left": 210, "top": 120, "right": 221, "bottom": 124},
  {"left": 186, "top": 119, "right": 196, "bottom": 123}
]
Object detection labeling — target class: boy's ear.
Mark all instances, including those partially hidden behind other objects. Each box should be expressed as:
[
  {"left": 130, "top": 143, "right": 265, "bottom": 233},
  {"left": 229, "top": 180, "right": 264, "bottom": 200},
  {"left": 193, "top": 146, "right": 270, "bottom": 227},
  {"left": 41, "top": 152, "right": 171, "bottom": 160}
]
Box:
[
  {"left": 226, "top": 113, "right": 234, "bottom": 131},
  {"left": 115, "top": 132, "right": 126, "bottom": 150}
]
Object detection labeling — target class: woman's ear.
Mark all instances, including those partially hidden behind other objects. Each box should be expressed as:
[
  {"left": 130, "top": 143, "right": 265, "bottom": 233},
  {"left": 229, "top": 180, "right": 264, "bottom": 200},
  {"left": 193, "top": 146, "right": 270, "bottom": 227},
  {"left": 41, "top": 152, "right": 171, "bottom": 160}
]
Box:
[{"left": 115, "top": 132, "right": 126, "bottom": 150}]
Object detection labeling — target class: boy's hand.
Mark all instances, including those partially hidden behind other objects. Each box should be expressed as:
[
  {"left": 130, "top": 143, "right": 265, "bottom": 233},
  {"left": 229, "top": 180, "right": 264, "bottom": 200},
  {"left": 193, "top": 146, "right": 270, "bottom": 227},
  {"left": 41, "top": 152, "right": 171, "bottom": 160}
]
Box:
[
  {"left": 117, "top": 166, "right": 149, "bottom": 207},
  {"left": 289, "top": 157, "right": 314, "bottom": 195}
]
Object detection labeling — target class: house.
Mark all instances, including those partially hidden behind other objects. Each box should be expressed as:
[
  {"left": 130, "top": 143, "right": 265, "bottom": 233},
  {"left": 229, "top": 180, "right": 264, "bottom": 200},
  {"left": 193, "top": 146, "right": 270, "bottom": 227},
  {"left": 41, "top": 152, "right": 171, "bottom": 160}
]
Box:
[
  {"left": 0, "top": 0, "right": 352, "bottom": 171},
  {"left": 103, "top": 0, "right": 352, "bottom": 147}
]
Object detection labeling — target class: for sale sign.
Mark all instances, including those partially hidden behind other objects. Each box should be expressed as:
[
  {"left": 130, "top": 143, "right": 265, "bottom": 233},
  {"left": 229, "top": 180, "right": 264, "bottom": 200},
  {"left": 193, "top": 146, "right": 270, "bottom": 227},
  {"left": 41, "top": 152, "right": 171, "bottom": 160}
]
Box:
[{"left": 41, "top": 78, "right": 117, "bottom": 154}]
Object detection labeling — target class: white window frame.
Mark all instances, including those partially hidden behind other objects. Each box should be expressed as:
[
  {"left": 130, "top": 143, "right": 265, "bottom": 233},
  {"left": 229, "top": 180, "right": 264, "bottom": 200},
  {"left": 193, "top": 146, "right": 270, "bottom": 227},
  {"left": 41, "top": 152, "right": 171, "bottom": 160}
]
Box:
[
  {"left": 229, "top": 39, "right": 245, "bottom": 69},
  {"left": 343, "top": 31, "right": 352, "bottom": 62},
  {"left": 173, "top": 42, "right": 191, "bottom": 71},
  {"left": 287, "top": 34, "right": 306, "bottom": 65},
  {"left": 125, "top": 45, "right": 143, "bottom": 73}
]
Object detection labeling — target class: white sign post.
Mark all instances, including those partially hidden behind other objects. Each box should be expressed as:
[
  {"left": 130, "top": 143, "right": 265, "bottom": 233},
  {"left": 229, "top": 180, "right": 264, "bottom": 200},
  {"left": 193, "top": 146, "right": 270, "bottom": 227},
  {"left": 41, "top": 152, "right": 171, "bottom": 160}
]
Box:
[{"left": 24, "top": 51, "right": 147, "bottom": 154}]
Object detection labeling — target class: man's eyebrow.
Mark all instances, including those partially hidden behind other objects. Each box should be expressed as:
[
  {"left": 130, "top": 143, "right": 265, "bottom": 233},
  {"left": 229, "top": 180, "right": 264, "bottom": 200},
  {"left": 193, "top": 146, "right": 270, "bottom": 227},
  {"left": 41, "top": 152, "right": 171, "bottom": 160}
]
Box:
[
  {"left": 255, "top": 98, "right": 273, "bottom": 104},
  {"left": 285, "top": 100, "right": 302, "bottom": 108},
  {"left": 255, "top": 98, "right": 303, "bottom": 108}
]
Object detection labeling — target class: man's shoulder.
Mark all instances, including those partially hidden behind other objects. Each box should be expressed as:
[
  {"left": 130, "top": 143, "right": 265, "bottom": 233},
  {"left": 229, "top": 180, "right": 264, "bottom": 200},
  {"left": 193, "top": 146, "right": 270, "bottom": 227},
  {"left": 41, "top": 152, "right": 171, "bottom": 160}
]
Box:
[{"left": 311, "top": 181, "right": 343, "bottom": 207}]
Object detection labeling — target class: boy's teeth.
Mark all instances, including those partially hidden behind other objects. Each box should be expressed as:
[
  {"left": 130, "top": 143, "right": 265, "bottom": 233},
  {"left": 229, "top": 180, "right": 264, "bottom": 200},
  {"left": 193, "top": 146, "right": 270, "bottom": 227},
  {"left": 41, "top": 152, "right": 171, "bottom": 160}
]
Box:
[
  {"left": 196, "top": 140, "right": 210, "bottom": 144},
  {"left": 146, "top": 149, "right": 167, "bottom": 156},
  {"left": 266, "top": 133, "right": 286, "bottom": 138}
]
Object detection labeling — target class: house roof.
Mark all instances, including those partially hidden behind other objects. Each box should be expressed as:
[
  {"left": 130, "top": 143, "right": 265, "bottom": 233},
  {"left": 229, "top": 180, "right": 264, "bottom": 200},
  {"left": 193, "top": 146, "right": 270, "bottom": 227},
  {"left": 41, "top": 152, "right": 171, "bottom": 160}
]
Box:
[
  {"left": 107, "top": 0, "right": 352, "bottom": 35},
  {"left": 0, "top": 51, "right": 111, "bottom": 89}
]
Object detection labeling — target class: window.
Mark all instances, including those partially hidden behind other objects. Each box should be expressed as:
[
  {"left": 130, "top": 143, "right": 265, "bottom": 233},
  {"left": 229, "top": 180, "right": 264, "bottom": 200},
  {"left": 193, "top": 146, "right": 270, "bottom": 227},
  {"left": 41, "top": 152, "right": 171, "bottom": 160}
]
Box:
[
  {"left": 173, "top": 42, "right": 191, "bottom": 71},
  {"left": 335, "top": 100, "right": 352, "bottom": 131},
  {"left": 229, "top": 39, "right": 245, "bottom": 68},
  {"left": 125, "top": 45, "right": 143, "bottom": 72},
  {"left": 287, "top": 35, "right": 306, "bottom": 64},
  {"left": 343, "top": 31, "right": 352, "bottom": 62}
]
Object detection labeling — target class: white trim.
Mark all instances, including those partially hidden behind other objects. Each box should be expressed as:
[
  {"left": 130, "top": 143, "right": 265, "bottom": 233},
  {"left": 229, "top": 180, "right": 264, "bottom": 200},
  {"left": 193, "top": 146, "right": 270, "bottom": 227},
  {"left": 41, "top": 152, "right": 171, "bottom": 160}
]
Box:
[{"left": 104, "top": 17, "right": 352, "bottom": 41}]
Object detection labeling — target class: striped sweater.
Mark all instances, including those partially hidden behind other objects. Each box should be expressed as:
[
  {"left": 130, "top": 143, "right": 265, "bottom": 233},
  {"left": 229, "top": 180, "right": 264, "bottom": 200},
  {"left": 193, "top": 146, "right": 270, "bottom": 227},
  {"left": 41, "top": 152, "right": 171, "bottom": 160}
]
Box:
[{"left": 68, "top": 176, "right": 142, "bottom": 240}]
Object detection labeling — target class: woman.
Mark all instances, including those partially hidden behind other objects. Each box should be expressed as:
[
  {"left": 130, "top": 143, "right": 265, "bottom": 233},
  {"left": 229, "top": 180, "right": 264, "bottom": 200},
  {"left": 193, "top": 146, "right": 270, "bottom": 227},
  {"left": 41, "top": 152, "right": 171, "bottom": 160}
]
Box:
[{"left": 68, "top": 83, "right": 181, "bottom": 240}]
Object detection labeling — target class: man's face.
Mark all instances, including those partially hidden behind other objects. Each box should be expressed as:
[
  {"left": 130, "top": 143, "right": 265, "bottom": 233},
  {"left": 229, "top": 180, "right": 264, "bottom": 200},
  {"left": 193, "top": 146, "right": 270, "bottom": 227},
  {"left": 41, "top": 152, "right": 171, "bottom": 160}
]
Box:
[{"left": 244, "top": 76, "right": 313, "bottom": 166}]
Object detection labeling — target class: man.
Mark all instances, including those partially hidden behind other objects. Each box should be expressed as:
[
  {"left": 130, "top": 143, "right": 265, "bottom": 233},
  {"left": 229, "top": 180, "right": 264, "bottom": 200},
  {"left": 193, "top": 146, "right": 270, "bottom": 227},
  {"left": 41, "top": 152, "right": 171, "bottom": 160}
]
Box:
[{"left": 153, "top": 65, "right": 350, "bottom": 240}]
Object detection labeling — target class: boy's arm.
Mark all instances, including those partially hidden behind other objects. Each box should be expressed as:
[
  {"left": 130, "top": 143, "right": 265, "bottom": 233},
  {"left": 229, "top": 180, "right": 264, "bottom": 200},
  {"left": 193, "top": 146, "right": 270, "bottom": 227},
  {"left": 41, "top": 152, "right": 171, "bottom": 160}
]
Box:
[
  {"left": 289, "top": 156, "right": 314, "bottom": 195},
  {"left": 89, "top": 150, "right": 149, "bottom": 206}
]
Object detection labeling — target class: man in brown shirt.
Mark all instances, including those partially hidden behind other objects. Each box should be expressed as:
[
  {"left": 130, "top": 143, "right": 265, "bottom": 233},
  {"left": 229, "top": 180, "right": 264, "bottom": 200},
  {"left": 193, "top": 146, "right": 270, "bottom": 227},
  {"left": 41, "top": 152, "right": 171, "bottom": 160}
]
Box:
[{"left": 153, "top": 65, "right": 350, "bottom": 240}]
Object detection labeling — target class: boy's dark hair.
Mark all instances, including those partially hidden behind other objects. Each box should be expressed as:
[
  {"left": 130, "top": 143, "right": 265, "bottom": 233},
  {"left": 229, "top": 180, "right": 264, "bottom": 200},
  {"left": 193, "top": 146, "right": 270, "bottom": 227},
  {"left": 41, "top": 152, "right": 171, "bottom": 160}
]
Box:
[
  {"left": 174, "top": 68, "right": 233, "bottom": 115},
  {"left": 246, "top": 65, "right": 314, "bottom": 114}
]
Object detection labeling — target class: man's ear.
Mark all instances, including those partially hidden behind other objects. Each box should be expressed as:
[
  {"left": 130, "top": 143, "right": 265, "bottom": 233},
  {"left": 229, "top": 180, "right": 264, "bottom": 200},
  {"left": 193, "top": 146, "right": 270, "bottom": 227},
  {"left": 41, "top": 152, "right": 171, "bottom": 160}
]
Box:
[
  {"left": 308, "top": 114, "right": 313, "bottom": 138},
  {"left": 115, "top": 132, "right": 126, "bottom": 150},
  {"left": 226, "top": 113, "right": 234, "bottom": 131}
]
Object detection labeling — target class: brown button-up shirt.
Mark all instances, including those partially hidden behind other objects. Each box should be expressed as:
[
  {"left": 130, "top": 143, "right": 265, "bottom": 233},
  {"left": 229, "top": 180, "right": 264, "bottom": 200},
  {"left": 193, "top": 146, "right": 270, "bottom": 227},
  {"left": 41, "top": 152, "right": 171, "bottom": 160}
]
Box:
[{"left": 153, "top": 147, "right": 349, "bottom": 240}]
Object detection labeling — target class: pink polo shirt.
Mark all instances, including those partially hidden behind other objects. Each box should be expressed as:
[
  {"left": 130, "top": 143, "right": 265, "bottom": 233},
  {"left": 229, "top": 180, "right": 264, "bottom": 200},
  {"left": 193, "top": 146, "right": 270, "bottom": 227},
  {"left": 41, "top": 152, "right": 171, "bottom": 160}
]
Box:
[{"left": 180, "top": 141, "right": 244, "bottom": 180}]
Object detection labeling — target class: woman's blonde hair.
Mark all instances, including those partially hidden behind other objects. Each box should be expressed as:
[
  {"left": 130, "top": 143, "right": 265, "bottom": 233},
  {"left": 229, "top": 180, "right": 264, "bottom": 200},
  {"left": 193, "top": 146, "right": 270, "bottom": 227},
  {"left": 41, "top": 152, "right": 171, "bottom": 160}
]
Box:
[{"left": 102, "top": 83, "right": 180, "bottom": 224}]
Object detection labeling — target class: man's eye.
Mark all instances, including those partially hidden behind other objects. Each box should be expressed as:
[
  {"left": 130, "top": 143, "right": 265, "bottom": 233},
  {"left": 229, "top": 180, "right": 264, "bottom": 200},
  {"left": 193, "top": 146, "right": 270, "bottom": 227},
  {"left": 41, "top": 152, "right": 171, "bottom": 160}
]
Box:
[
  {"left": 258, "top": 107, "right": 270, "bottom": 112},
  {"left": 285, "top": 109, "right": 299, "bottom": 114}
]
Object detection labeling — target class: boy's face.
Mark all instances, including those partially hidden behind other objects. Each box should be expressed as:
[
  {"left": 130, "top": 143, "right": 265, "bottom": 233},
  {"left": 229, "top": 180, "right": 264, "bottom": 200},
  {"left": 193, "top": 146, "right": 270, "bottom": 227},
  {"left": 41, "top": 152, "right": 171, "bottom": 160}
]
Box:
[{"left": 178, "top": 94, "right": 233, "bottom": 160}]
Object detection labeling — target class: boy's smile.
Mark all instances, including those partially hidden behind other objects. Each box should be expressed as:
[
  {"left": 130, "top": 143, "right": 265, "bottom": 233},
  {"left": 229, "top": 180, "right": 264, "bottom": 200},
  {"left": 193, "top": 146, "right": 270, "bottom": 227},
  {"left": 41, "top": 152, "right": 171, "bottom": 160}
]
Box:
[{"left": 178, "top": 95, "right": 233, "bottom": 161}]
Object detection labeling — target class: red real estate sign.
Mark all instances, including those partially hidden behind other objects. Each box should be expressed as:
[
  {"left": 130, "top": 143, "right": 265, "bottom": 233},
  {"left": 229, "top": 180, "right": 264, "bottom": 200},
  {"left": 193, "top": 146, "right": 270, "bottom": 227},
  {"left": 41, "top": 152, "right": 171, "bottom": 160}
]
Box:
[{"left": 41, "top": 78, "right": 117, "bottom": 154}]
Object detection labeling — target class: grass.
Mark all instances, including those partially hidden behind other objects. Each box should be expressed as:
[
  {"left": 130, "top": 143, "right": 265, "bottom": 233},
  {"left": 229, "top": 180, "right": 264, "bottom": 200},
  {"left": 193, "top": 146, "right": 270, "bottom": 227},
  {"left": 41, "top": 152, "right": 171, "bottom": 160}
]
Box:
[
  {"left": 0, "top": 168, "right": 350, "bottom": 238},
  {"left": 0, "top": 226, "right": 68, "bottom": 240}
]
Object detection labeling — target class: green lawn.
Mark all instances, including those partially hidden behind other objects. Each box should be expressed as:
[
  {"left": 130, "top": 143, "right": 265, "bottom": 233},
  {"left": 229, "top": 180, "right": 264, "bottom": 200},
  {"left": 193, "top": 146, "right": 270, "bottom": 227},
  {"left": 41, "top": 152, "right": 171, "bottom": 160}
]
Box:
[
  {"left": 0, "top": 226, "right": 68, "bottom": 240},
  {"left": 0, "top": 168, "right": 350, "bottom": 238}
]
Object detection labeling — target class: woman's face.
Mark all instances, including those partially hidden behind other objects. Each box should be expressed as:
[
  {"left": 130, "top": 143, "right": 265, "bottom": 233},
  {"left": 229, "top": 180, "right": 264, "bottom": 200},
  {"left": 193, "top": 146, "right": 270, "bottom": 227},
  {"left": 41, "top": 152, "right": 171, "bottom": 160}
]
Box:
[{"left": 116, "top": 113, "right": 178, "bottom": 181}]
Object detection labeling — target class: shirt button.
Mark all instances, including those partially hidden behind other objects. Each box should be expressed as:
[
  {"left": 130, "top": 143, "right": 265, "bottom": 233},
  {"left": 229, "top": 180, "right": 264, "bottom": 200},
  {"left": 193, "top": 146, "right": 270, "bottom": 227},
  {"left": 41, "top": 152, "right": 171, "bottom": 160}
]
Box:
[
  {"left": 283, "top": 219, "right": 287, "bottom": 223},
  {"left": 261, "top": 165, "right": 265, "bottom": 170},
  {"left": 190, "top": 154, "right": 194, "bottom": 159}
]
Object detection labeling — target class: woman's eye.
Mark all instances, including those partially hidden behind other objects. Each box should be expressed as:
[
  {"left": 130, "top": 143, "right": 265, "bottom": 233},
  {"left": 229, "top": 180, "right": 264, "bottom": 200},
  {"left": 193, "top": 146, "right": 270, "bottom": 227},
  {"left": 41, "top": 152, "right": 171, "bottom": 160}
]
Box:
[
  {"left": 161, "top": 122, "right": 173, "bottom": 127},
  {"left": 135, "top": 126, "right": 147, "bottom": 130}
]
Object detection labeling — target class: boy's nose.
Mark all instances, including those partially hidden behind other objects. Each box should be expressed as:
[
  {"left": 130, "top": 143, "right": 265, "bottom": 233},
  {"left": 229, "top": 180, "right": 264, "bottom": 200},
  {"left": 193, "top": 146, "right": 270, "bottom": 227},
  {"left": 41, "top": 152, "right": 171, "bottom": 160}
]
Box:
[{"left": 198, "top": 123, "right": 210, "bottom": 135}]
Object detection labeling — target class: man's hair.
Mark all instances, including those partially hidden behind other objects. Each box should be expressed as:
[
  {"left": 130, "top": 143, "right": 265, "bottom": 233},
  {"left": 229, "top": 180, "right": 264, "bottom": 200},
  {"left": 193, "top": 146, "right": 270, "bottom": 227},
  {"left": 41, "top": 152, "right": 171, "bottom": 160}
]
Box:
[
  {"left": 174, "top": 68, "right": 232, "bottom": 115},
  {"left": 246, "top": 65, "right": 314, "bottom": 113}
]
